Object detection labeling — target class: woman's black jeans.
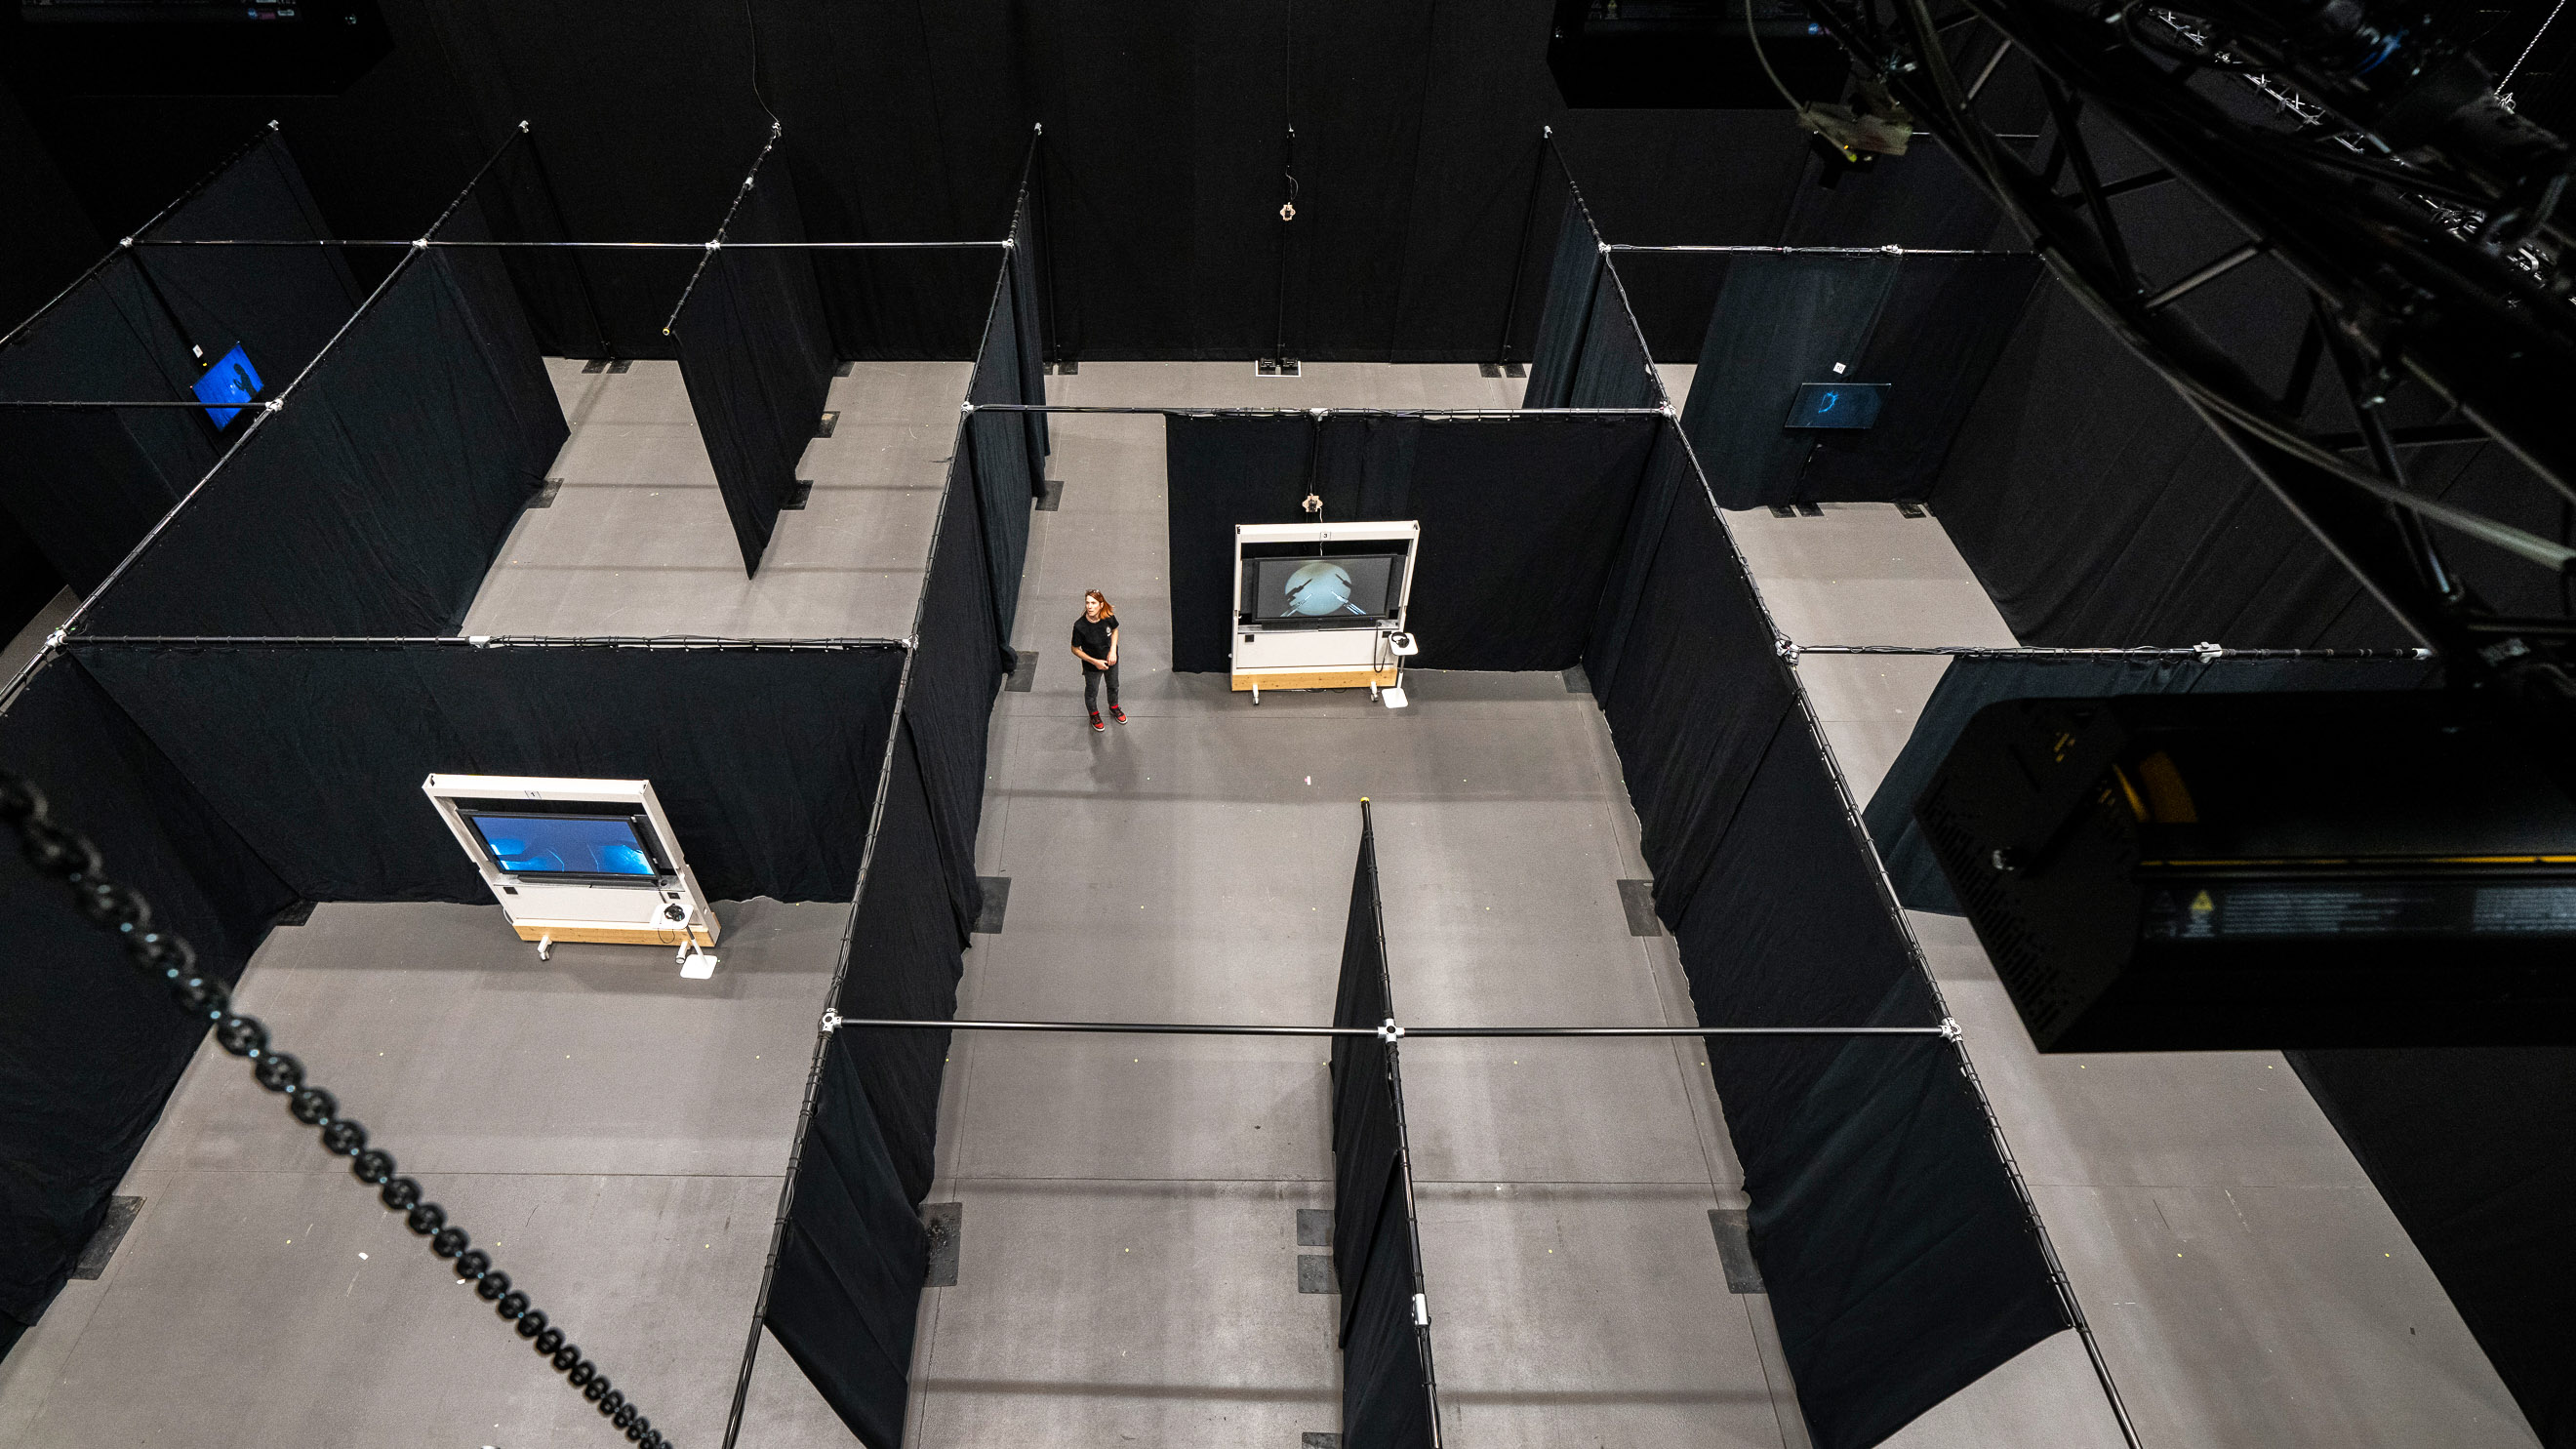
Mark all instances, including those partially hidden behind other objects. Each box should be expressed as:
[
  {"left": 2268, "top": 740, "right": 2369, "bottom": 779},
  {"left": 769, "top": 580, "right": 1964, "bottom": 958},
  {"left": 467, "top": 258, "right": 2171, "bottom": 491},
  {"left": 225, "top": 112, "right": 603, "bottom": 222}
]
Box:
[{"left": 1084, "top": 660, "right": 1120, "bottom": 711}]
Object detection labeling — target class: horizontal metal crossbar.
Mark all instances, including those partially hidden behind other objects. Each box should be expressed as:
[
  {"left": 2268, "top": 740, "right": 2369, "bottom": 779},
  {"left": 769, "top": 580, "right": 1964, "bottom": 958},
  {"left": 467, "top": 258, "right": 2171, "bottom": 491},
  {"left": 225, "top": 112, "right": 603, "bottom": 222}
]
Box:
[{"left": 819, "top": 1014, "right": 1954, "bottom": 1038}]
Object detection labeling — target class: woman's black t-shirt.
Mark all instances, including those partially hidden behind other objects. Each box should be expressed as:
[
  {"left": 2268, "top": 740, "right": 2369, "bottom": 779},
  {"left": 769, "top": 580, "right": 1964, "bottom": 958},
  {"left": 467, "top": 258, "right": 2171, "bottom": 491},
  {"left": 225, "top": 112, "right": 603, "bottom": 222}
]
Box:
[{"left": 1071, "top": 613, "right": 1116, "bottom": 662}]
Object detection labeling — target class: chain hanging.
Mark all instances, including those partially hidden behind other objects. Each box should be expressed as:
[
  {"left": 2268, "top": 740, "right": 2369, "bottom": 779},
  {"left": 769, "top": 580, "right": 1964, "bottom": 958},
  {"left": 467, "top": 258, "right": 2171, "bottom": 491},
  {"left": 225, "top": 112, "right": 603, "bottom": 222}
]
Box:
[{"left": 0, "top": 769, "right": 670, "bottom": 1449}]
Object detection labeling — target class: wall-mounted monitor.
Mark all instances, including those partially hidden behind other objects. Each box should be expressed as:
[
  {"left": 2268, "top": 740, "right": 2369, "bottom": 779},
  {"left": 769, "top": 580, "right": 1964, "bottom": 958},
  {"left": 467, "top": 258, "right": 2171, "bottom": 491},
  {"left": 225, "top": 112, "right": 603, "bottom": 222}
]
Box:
[
  {"left": 1241, "top": 552, "right": 1404, "bottom": 625},
  {"left": 1785, "top": 382, "right": 1887, "bottom": 430},
  {"left": 192, "top": 343, "right": 262, "bottom": 428},
  {"left": 456, "top": 808, "right": 666, "bottom": 883}
]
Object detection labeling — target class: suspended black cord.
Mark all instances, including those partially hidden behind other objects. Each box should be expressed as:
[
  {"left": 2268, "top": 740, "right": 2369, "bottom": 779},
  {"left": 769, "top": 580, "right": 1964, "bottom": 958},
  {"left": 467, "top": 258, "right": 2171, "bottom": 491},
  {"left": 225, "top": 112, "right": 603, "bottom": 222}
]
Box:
[
  {"left": 1268, "top": 0, "right": 1298, "bottom": 365},
  {"left": 0, "top": 771, "right": 673, "bottom": 1449},
  {"left": 743, "top": 0, "right": 782, "bottom": 132},
  {"left": 1278, "top": 0, "right": 1298, "bottom": 214}
]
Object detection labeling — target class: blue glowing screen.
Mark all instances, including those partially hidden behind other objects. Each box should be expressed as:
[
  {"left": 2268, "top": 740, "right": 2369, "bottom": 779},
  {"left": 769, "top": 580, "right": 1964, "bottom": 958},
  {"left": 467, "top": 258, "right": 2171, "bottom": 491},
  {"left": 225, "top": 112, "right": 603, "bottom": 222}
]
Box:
[
  {"left": 192, "top": 344, "right": 262, "bottom": 427},
  {"left": 467, "top": 814, "right": 657, "bottom": 877},
  {"left": 1784, "top": 382, "right": 1886, "bottom": 430}
]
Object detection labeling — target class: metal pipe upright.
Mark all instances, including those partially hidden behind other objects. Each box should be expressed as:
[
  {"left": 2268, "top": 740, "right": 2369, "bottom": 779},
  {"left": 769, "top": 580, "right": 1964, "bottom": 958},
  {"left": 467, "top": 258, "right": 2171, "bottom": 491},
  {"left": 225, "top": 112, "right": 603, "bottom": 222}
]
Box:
[{"left": 663, "top": 122, "right": 784, "bottom": 338}]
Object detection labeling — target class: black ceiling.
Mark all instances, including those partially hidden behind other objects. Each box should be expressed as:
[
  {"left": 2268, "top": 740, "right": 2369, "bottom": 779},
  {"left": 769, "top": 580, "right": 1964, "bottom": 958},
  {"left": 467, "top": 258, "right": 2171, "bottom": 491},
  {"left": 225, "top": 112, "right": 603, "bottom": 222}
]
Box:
[{"left": 5, "top": 0, "right": 1843, "bottom": 361}]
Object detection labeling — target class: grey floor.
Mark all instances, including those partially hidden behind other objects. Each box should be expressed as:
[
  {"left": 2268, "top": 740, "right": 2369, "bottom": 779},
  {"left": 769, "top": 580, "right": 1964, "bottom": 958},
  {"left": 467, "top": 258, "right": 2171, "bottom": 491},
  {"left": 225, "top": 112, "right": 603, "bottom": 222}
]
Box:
[
  {"left": 462, "top": 359, "right": 967, "bottom": 639},
  {"left": 0, "top": 356, "right": 2542, "bottom": 1448},
  {"left": 896, "top": 363, "right": 1801, "bottom": 1449},
  {"left": 0, "top": 585, "right": 75, "bottom": 691},
  {"left": 0, "top": 362, "right": 955, "bottom": 1448}
]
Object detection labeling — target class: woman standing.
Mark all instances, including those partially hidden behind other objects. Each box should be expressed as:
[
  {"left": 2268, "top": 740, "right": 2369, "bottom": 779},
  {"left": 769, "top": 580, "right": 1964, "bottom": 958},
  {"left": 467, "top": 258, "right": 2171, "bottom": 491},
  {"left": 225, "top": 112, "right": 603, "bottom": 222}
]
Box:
[{"left": 1071, "top": 588, "right": 1124, "bottom": 731}]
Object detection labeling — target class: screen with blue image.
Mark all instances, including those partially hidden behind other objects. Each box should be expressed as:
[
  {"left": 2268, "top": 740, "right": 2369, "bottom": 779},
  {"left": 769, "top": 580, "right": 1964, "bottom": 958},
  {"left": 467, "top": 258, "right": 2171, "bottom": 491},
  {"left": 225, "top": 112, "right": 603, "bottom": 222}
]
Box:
[
  {"left": 192, "top": 343, "right": 262, "bottom": 427},
  {"left": 465, "top": 813, "right": 658, "bottom": 878},
  {"left": 1784, "top": 381, "right": 1886, "bottom": 429}
]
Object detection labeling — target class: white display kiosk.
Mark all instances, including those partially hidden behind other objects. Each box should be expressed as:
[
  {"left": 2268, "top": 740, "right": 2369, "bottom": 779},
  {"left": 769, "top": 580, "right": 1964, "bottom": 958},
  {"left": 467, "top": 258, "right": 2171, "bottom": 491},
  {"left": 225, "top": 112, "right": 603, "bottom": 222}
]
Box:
[
  {"left": 422, "top": 774, "right": 721, "bottom": 977},
  {"left": 1231, "top": 520, "right": 1422, "bottom": 706}
]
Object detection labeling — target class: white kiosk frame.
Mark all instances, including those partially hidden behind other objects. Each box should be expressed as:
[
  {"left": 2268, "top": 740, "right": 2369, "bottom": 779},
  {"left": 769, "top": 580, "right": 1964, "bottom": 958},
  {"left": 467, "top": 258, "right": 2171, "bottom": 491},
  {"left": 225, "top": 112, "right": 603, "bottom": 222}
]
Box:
[
  {"left": 1231, "top": 520, "right": 1422, "bottom": 704},
  {"left": 422, "top": 774, "right": 719, "bottom": 966}
]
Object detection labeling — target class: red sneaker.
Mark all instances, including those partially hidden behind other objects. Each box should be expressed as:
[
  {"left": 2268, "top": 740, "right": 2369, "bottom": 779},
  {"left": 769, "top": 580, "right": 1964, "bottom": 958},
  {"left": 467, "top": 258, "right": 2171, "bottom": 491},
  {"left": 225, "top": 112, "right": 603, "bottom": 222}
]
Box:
[
  {"left": 1090, "top": 711, "right": 1106, "bottom": 731},
  {"left": 1109, "top": 706, "right": 1128, "bottom": 724}
]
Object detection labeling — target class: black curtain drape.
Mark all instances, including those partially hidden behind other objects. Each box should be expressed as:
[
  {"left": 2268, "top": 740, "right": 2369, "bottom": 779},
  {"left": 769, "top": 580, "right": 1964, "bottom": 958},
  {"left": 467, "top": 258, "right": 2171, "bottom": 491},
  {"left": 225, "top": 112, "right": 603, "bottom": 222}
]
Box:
[
  {"left": 1680, "top": 253, "right": 1894, "bottom": 508},
  {"left": 763, "top": 1026, "right": 933, "bottom": 1449},
  {"left": 0, "top": 257, "right": 218, "bottom": 592},
  {"left": 1518, "top": 176, "right": 1665, "bottom": 414},
  {"left": 429, "top": 183, "right": 580, "bottom": 483},
  {"left": 1908, "top": 111, "right": 2516, "bottom": 649},
  {"left": 1585, "top": 432, "right": 2067, "bottom": 1449},
  {"left": 1163, "top": 413, "right": 1659, "bottom": 674},
  {"left": 672, "top": 157, "right": 836, "bottom": 576},
  {"left": 1007, "top": 189, "right": 1051, "bottom": 470},
  {"left": 1342, "top": 1170, "right": 1436, "bottom": 1449},
  {"left": 1669, "top": 253, "right": 2037, "bottom": 508},
  {"left": 1521, "top": 196, "right": 1598, "bottom": 410},
  {"left": 830, "top": 720, "right": 967, "bottom": 1205},
  {"left": 22, "top": 8, "right": 1816, "bottom": 361},
  {"left": 1934, "top": 291, "right": 2567, "bottom": 645},
  {"left": 71, "top": 641, "right": 903, "bottom": 905},
  {"left": 1565, "top": 262, "right": 1662, "bottom": 412},
  {"left": 804, "top": 245, "right": 996, "bottom": 364},
  {"left": 0, "top": 657, "right": 298, "bottom": 1329},
  {"left": 906, "top": 430, "right": 1025, "bottom": 942},
  {"left": 1583, "top": 423, "right": 1702, "bottom": 700},
  {"left": 965, "top": 238, "right": 1042, "bottom": 619},
  {"left": 0, "top": 133, "right": 370, "bottom": 597},
  {"left": 140, "top": 132, "right": 363, "bottom": 387},
  {"left": 1799, "top": 256, "right": 2039, "bottom": 503},
  {"left": 787, "top": 130, "right": 1007, "bottom": 365},
  {"left": 1922, "top": 255, "right": 2576, "bottom": 649},
  {"left": 1861, "top": 654, "right": 2444, "bottom": 914},
  {"left": 457, "top": 134, "right": 616, "bottom": 359},
  {"left": 1329, "top": 805, "right": 1437, "bottom": 1448},
  {"left": 78, "top": 251, "right": 562, "bottom": 638},
  {"left": 1926, "top": 281, "right": 2395, "bottom": 647},
  {"left": 2286, "top": 1047, "right": 2575, "bottom": 1447}
]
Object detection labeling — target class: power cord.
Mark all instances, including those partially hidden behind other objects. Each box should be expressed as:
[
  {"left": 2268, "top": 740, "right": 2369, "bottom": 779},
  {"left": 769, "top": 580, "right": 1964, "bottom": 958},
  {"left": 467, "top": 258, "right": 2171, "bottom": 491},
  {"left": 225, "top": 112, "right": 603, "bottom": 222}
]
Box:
[{"left": 744, "top": 0, "right": 782, "bottom": 132}]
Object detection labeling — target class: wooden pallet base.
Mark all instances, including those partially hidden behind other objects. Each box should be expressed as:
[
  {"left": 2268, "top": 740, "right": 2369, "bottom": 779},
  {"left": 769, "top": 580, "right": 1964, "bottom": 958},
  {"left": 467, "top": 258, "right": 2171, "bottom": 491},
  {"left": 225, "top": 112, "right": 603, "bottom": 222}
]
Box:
[
  {"left": 511, "top": 922, "right": 716, "bottom": 947},
  {"left": 1231, "top": 666, "right": 1398, "bottom": 693}
]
